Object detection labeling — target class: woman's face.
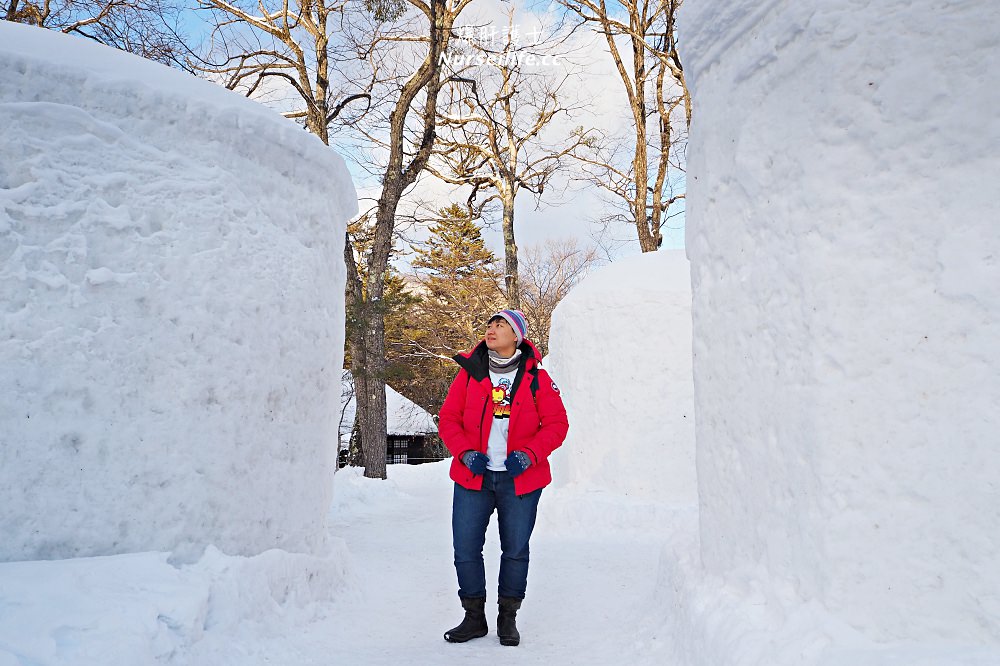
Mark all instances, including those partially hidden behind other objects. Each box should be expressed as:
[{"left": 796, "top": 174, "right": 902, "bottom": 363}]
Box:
[{"left": 485, "top": 318, "right": 518, "bottom": 356}]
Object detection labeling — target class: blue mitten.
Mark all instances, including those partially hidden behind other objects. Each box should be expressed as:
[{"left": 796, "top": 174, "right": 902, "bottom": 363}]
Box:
[
  {"left": 504, "top": 451, "right": 532, "bottom": 478},
  {"left": 462, "top": 451, "right": 489, "bottom": 475}
]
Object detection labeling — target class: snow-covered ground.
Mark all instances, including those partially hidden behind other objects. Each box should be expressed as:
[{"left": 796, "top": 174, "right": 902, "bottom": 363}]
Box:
[
  {"left": 0, "top": 462, "right": 697, "bottom": 665},
  {"left": 4, "top": 460, "right": 998, "bottom": 665}
]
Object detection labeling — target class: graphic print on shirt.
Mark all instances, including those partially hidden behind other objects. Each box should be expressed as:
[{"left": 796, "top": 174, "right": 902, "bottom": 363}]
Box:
[{"left": 492, "top": 377, "right": 512, "bottom": 419}]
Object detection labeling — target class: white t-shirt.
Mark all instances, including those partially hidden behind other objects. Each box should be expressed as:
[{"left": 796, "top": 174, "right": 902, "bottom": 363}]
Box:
[{"left": 486, "top": 367, "right": 518, "bottom": 470}]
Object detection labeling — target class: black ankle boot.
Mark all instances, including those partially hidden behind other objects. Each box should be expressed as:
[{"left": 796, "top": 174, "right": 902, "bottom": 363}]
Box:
[
  {"left": 444, "top": 596, "right": 488, "bottom": 643},
  {"left": 497, "top": 596, "right": 522, "bottom": 646}
]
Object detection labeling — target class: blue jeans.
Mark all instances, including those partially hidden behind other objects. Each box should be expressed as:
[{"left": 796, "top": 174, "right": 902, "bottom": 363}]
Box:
[{"left": 452, "top": 470, "right": 542, "bottom": 600}]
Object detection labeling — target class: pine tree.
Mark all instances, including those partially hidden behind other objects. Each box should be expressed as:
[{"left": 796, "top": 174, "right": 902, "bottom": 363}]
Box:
[
  {"left": 385, "top": 205, "right": 505, "bottom": 418},
  {"left": 411, "top": 205, "right": 506, "bottom": 356}
]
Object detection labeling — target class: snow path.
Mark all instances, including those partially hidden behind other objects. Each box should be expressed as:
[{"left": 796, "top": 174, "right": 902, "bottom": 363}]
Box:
[{"left": 180, "top": 462, "right": 694, "bottom": 664}]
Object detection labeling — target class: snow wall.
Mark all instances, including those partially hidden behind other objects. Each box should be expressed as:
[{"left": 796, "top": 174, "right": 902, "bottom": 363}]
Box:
[
  {"left": 0, "top": 23, "right": 357, "bottom": 562},
  {"left": 681, "top": 0, "right": 1000, "bottom": 644},
  {"left": 546, "top": 250, "right": 696, "bottom": 503}
]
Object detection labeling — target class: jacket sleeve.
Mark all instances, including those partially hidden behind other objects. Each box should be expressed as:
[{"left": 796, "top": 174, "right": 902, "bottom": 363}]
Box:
[
  {"left": 438, "top": 369, "right": 476, "bottom": 458},
  {"left": 521, "top": 368, "right": 569, "bottom": 465}
]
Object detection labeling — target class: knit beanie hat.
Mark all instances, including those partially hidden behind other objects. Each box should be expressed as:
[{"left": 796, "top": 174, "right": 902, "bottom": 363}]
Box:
[{"left": 489, "top": 309, "right": 528, "bottom": 346}]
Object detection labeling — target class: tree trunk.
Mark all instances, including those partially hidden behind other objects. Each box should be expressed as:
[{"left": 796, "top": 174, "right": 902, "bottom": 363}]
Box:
[
  {"left": 501, "top": 195, "right": 520, "bottom": 310},
  {"left": 631, "top": 30, "right": 657, "bottom": 253},
  {"left": 648, "top": 63, "right": 670, "bottom": 251},
  {"left": 345, "top": 277, "right": 389, "bottom": 479},
  {"left": 351, "top": 0, "right": 459, "bottom": 479},
  {"left": 358, "top": 321, "right": 388, "bottom": 479},
  {"left": 344, "top": 232, "right": 387, "bottom": 479},
  {"left": 347, "top": 0, "right": 463, "bottom": 479},
  {"left": 358, "top": 174, "right": 407, "bottom": 478}
]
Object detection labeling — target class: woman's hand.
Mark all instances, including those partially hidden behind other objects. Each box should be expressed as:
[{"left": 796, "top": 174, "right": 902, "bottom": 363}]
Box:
[
  {"left": 461, "top": 451, "right": 489, "bottom": 475},
  {"left": 503, "top": 451, "right": 532, "bottom": 478}
]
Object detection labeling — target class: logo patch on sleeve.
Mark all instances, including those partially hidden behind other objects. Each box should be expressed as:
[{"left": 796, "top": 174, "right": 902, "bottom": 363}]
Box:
[{"left": 551, "top": 381, "right": 560, "bottom": 394}]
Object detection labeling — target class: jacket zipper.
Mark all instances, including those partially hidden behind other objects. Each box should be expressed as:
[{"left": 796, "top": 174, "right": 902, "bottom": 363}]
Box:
[{"left": 479, "top": 393, "right": 489, "bottom": 441}]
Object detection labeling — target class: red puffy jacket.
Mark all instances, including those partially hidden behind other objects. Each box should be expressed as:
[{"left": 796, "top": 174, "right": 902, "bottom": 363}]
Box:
[{"left": 439, "top": 339, "right": 569, "bottom": 495}]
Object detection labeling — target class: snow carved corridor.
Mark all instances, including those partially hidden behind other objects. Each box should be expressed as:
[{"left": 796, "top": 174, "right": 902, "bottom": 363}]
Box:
[
  {"left": 3, "top": 0, "right": 1000, "bottom": 663},
  {"left": 178, "top": 465, "right": 694, "bottom": 665}
]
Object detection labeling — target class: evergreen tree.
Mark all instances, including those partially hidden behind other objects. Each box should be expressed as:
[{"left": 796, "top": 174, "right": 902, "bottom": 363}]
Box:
[
  {"left": 411, "top": 204, "right": 506, "bottom": 356},
  {"left": 387, "top": 205, "right": 505, "bottom": 418}
]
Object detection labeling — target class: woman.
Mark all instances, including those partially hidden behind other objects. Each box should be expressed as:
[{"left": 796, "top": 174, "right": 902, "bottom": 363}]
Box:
[{"left": 438, "top": 309, "right": 569, "bottom": 647}]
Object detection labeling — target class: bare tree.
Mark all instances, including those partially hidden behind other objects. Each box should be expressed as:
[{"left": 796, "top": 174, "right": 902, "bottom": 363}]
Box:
[
  {"left": 6, "top": 0, "right": 195, "bottom": 68},
  {"left": 518, "top": 238, "right": 600, "bottom": 357},
  {"left": 428, "top": 9, "right": 597, "bottom": 309},
  {"left": 559, "top": 0, "right": 690, "bottom": 252},
  {"left": 195, "top": 0, "right": 376, "bottom": 142},
  {"left": 198, "top": 0, "right": 473, "bottom": 480},
  {"left": 345, "top": 0, "right": 473, "bottom": 480}
]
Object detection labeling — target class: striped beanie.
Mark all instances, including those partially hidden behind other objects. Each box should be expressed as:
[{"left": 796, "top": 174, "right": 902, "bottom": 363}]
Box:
[{"left": 490, "top": 309, "right": 528, "bottom": 346}]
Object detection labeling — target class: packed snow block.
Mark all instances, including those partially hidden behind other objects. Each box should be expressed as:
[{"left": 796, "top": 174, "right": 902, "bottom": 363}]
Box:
[
  {"left": 682, "top": 0, "right": 1000, "bottom": 644},
  {"left": 546, "top": 251, "right": 696, "bottom": 502},
  {"left": 0, "top": 23, "right": 357, "bottom": 562}
]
